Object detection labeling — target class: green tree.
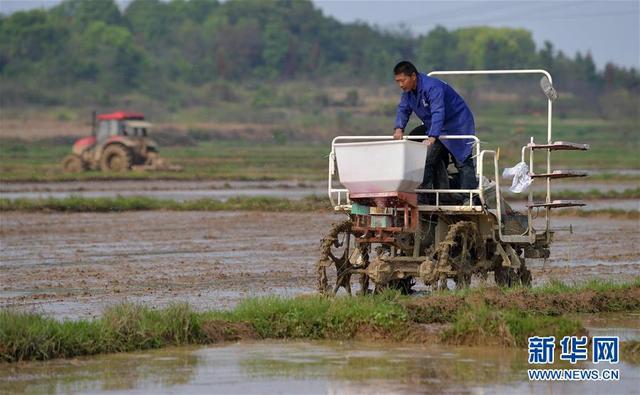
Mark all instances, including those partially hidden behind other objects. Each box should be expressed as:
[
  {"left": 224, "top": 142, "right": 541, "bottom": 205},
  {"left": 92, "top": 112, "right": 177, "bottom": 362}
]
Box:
[
  {"left": 53, "top": 0, "right": 123, "bottom": 29},
  {"left": 418, "top": 26, "right": 460, "bottom": 71},
  {"left": 455, "top": 27, "right": 536, "bottom": 69},
  {"left": 0, "top": 10, "right": 69, "bottom": 64},
  {"left": 72, "top": 21, "right": 145, "bottom": 88},
  {"left": 262, "top": 21, "right": 290, "bottom": 77}
]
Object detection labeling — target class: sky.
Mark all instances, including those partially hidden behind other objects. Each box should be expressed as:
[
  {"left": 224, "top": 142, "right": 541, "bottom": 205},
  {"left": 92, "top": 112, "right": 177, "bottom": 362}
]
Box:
[{"left": 1, "top": 0, "right": 638, "bottom": 70}]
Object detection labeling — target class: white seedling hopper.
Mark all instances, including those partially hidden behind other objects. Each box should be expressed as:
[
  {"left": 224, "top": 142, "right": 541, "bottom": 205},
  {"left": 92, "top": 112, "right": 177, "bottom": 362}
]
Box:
[{"left": 334, "top": 140, "right": 428, "bottom": 194}]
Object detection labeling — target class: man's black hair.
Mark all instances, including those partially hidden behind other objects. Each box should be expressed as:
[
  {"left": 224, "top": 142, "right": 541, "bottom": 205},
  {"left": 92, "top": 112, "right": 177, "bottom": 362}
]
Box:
[{"left": 393, "top": 61, "right": 418, "bottom": 76}]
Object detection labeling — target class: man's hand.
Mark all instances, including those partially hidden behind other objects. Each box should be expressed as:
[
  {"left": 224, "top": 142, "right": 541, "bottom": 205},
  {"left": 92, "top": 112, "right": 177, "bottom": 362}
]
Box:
[
  {"left": 424, "top": 136, "right": 436, "bottom": 146},
  {"left": 393, "top": 128, "right": 404, "bottom": 140}
]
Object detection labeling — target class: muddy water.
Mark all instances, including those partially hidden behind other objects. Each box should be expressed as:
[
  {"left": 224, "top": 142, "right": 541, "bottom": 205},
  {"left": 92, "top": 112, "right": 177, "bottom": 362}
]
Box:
[
  {"left": 0, "top": 180, "right": 327, "bottom": 202},
  {"left": 577, "top": 312, "right": 640, "bottom": 341},
  {"left": 1, "top": 338, "right": 638, "bottom": 395},
  {"left": 1, "top": 211, "right": 639, "bottom": 320}
]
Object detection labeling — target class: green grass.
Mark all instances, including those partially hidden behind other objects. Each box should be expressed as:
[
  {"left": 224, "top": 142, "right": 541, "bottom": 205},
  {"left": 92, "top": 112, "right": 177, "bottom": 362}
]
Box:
[
  {"left": 533, "top": 188, "right": 640, "bottom": 200},
  {"left": 0, "top": 292, "right": 408, "bottom": 363},
  {"left": 1, "top": 195, "right": 637, "bottom": 216},
  {"left": 2, "top": 279, "right": 638, "bottom": 362},
  {"left": 0, "top": 303, "right": 206, "bottom": 362},
  {"left": 0, "top": 195, "right": 331, "bottom": 212},
  {"left": 405, "top": 279, "right": 640, "bottom": 323},
  {"left": 530, "top": 277, "right": 640, "bottom": 295},
  {"left": 440, "top": 304, "right": 585, "bottom": 347},
  {"left": 218, "top": 291, "right": 408, "bottom": 339},
  {"left": 552, "top": 208, "right": 639, "bottom": 220}
]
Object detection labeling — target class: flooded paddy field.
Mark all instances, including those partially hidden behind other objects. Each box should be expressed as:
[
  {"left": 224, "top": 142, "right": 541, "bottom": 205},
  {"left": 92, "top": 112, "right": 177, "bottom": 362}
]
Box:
[
  {"left": 0, "top": 180, "right": 328, "bottom": 202},
  {"left": 1, "top": 210, "right": 638, "bottom": 319},
  {"left": 1, "top": 334, "right": 639, "bottom": 394}
]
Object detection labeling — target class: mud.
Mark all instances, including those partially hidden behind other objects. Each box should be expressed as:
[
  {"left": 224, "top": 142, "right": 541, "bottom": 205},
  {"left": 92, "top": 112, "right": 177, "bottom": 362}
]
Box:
[
  {"left": 201, "top": 320, "right": 258, "bottom": 343},
  {"left": 1, "top": 212, "right": 639, "bottom": 319}
]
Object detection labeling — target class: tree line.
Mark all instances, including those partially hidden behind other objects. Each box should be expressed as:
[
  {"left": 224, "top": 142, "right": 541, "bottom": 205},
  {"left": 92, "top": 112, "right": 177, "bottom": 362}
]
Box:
[{"left": 0, "top": 0, "right": 637, "bottom": 118}]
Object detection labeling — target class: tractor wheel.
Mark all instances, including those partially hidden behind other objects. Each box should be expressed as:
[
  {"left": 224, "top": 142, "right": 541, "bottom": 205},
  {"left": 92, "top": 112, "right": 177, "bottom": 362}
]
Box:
[
  {"left": 433, "top": 221, "right": 484, "bottom": 290},
  {"left": 518, "top": 264, "right": 532, "bottom": 287},
  {"left": 374, "top": 278, "right": 416, "bottom": 295},
  {"left": 494, "top": 265, "right": 517, "bottom": 287},
  {"left": 61, "top": 154, "right": 86, "bottom": 173},
  {"left": 493, "top": 246, "right": 531, "bottom": 287},
  {"left": 316, "top": 220, "right": 370, "bottom": 295},
  {"left": 100, "top": 145, "right": 132, "bottom": 171}
]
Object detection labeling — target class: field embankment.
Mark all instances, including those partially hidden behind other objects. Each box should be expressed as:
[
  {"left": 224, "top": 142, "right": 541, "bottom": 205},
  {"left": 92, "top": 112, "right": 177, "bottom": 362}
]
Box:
[
  {"left": 2, "top": 279, "right": 638, "bottom": 363},
  {"left": 1, "top": 195, "right": 637, "bottom": 219}
]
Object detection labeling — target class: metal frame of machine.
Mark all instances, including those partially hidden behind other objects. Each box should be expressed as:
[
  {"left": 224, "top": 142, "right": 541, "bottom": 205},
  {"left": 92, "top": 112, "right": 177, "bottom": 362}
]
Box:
[{"left": 318, "top": 69, "right": 589, "bottom": 294}]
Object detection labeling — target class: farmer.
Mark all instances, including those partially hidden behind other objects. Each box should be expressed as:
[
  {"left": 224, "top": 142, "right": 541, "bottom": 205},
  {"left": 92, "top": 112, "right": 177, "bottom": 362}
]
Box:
[{"left": 392, "top": 61, "right": 477, "bottom": 204}]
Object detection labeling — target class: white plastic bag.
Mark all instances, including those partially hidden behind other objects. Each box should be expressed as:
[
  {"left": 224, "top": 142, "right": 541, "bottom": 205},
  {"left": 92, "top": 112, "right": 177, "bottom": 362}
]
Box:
[{"left": 502, "top": 162, "right": 532, "bottom": 193}]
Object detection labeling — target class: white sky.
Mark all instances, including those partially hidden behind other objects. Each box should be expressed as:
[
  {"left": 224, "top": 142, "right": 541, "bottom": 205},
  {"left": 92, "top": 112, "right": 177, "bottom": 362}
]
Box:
[
  {"left": 314, "top": 0, "right": 640, "bottom": 70},
  {"left": 2, "top": 0, "right": 638, "bottom": 70}
]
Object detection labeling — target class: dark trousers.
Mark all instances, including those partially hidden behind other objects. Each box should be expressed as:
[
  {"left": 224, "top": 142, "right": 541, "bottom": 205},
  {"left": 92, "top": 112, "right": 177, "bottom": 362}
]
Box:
[{"left": 409, "top": 125, "right": 477, "bottom": 201}]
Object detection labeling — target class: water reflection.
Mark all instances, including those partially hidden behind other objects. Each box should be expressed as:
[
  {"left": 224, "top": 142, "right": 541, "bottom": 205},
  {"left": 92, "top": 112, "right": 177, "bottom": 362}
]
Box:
[
  {"left": 2, "top": 340, "right": 638, "bottom": 394},
  {"left": 0, "top": 346, "right": 200, "bottom": 394}
]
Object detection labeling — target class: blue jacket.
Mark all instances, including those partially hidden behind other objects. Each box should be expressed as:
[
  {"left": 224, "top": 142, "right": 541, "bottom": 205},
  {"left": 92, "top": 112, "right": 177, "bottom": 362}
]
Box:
[{"left": 394, "top": 73, "right": 475, "bottom": 162}]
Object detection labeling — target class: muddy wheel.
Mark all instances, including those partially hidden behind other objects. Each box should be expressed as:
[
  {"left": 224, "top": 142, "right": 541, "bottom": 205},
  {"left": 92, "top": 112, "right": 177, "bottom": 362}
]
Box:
[
  {"left": 494, "top": 265, "right": 517, "bottom": 287},
  {"left": 61, "top": 154, "right": 86, "bottom": 173},
  {"left": 518, "top": 260, "right": 532, "bottom": 287},
  {"left": 374, "top": 277, "right": 415, "bottom": 294},
  {"left": 494, "top": 248, "right": 531, "bottom": 287},
  {"left": 100, "top": 144, "right": 132, "bottom": 171},
  {"left": 316, "top": 220, "right": 369, "bottom": 295},
  {"left": 356, "top": 245, "right": 371, "bottom": 295},
  {"left": 433, "top": 221, "right": 483, "bottom": 290}
]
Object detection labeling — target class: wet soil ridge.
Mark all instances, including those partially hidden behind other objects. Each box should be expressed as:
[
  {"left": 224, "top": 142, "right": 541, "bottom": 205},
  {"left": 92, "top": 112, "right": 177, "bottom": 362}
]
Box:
[
  {"left": 406, "top": 279, "right": 640, "bottom": 324},
  {"left": 0, "top": 195, "right": 330, "bottom": 212},
  {"left": 1, "top": 196, "right": 638, "bottom": 219},
  {"left": 530, "top": 187, "right": 640, "bottom": 200},
  {"left": 1, "top": 279, "right": 638, "bottom": 363}
]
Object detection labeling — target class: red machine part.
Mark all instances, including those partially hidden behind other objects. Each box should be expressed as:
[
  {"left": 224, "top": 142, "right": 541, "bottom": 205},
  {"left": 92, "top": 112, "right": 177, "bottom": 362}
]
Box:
[
  {"left": 97, "top": 111, "right": 145, "bottom": 121},
  {"left": 72, "top": 136, "right": 96, "bottom": 153}
]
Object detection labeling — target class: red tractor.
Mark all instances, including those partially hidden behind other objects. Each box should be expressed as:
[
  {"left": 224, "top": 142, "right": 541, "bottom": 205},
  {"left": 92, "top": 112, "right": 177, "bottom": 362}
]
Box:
[{"left": 61, "top": 111, "right": 175, "bottom": 172}]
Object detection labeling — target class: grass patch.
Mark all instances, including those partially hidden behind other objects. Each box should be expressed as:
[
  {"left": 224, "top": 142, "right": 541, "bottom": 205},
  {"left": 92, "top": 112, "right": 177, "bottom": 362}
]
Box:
[
  {"left": 532, "top": 188, "right": 640, "bottom": 200},
  {"left": 1, "top": 196, "right": 637, "bottom": 217},
  {"left": 0, "top": 303, "right": 207, "bottom": 362},
  {"left": 440, "top": 305, "right": 585, "bottom": 347},
  {"left": 0, "top": 195, "right": 331, "bottom": 213},
  {"left": 2, "top": 279, "right": 638, "bottom": 363},
  {"left": 552, "top": 208, "right": 639, "bottom": 220},
  {"left": 226, "top": 290, "right": 408, "bottom": 339}
]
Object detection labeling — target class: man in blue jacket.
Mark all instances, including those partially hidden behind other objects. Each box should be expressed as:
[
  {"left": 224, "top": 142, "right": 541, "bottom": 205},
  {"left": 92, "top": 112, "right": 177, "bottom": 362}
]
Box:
[{"left": 392, "top": 61, "right": 477, "bottom": 203}]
